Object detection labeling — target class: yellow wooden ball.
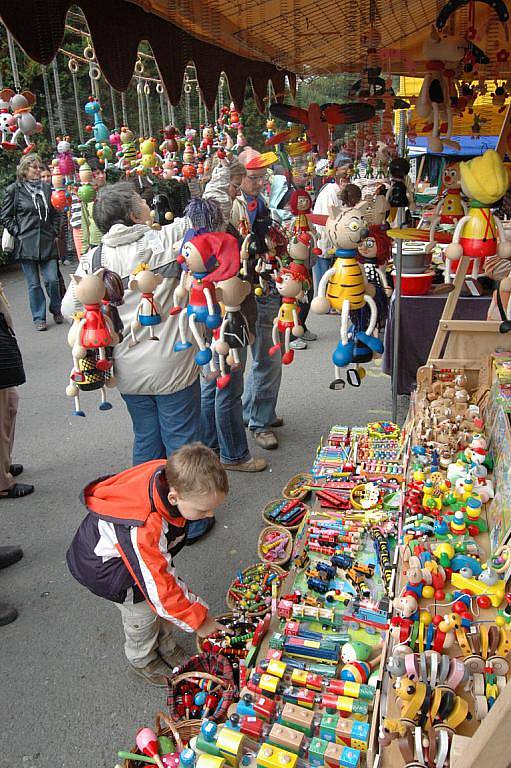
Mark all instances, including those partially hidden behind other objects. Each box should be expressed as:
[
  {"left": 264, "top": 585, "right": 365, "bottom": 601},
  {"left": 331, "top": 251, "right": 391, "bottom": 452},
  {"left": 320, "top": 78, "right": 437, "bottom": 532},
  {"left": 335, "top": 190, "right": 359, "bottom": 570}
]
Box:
[
  {"left": 422, "top": 585, "right": 435, "bottom": 599},
  {"left": 420, "top": 611, "right": 432, "bottom": 626}
]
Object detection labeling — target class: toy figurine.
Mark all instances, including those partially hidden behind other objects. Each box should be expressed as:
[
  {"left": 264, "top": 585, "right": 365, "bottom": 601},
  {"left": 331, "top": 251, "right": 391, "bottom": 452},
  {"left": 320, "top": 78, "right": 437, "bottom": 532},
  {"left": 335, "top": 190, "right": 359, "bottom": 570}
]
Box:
[
  {"left": 55, "top": 136, "right": 76, "bottom": 180},
  {"left": 269, "top": 264, "right": 306, "bottom": 365},
  {"left": 213, "top": 276, "right": 252, "bottom": 388},
  {"left": 79, "top": 98, "right": 110, "bottom": 156},
  {"left": 358, "top": 225, "right": 392, "bottom": 327},
  {"left": 289, "top": 189, "right": 313, "bottom": 234},
  {"left": 160, "top": 124, "right": 179, "bottom": 158},
  {"left": 444, "top": 150, "right": 511, "bottom": 281},
  {"left": 133, "top": 137, "right": 162, "bottom": 176},
  {"left": 66, "top": 269, "right": 120, "bottom": 416},
  {"left": 415, "top": 27, "right": 467, "bottom": 152},
  {"left": 200, "top": 124, "right": 215, "bottom": 154},
  {"left": 288, "top": 232, "right": 316, "bottom": 290},
  {"left": 172, "top": 231, "right": 240, "bottom": 368},
  {"left": 429, "top": 163, "right": 467, "bottom": 254},
  {"left": 116, "top": 126, "right": 138, "bottom": 169},
  {"left": 128, "top": 263, "right": 164, "bottom": 346},
  {"left": 0, "top": 89, "right": 41, "bottom": 154},
  {"left": 311, "top": 204, "right": 383, "bottom": 389},
  {"left": 387, "top": 158, "right": 414, "bottom": 212}
]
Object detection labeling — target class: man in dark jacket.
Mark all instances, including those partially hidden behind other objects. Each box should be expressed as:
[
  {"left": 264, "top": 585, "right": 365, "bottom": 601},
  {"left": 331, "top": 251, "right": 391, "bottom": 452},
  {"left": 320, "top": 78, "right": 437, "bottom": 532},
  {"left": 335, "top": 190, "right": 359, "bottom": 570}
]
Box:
[{"left": 0, "top": 154, "right": 62, "bottom": 331}]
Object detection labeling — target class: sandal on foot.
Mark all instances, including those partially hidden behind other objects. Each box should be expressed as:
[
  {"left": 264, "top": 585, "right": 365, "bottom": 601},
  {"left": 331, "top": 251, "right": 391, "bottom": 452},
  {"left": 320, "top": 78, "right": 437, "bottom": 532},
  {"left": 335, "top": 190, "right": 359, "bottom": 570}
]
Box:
[
  {"left": 0, "top": 483, "right": 34, "bottom": 499},
  {"left": 9, "top": 464, "right": 23, "bottom": 477}
]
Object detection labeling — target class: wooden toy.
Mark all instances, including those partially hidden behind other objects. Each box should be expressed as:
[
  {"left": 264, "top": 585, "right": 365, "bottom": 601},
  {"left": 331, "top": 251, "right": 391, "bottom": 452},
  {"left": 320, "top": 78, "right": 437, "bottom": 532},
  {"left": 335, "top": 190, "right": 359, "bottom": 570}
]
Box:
[
  {"left": 136, "top": 728, "right": 166, "bottom": 768},
  {"left": 444, "top": 150, "right": 511, "bottom": 281},
  {"left": 172, "top": 232, "right": 240, "bottom": 370},
  {"left": 262, "top": 499, "right": 309, "bottom": 531},
  {"left": 66, "top": 269, "right": 120, "bottom": 416},
  {"left": 128, "top": 263, "right": 164, "bottom": 345},
  {"left": 258, "top": 526, "right": 293, "bottom": 566},
  {"left": 227, "top": 564, "right": 285, "bottom": 616},
  {"left": 0, "top": 89, "right": 41, "bottom": 154},
  {"left": 282, "top": 473, "right": 312, "bottom": 501},
  {"left": 311, "top": 203, "right": 383, "bottom": 389},
  {"left": 256, "top": 742, "right": 298, "bottom": 768},
  {"left": 415, "top": 28, "right": 467, "bottom": 153},
  {"left": 269, "top": 265, "right": 306, "bottom": 365},
  {"left": 213, "top": 276, "right": 251, "bottom": 388}
]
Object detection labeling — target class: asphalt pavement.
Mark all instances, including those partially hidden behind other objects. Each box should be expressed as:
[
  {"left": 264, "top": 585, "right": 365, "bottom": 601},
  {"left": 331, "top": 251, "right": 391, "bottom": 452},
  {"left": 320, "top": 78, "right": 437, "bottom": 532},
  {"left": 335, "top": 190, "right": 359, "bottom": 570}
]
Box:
[{"left": 0, "top": 262, "right": 404, "bottom": 768}]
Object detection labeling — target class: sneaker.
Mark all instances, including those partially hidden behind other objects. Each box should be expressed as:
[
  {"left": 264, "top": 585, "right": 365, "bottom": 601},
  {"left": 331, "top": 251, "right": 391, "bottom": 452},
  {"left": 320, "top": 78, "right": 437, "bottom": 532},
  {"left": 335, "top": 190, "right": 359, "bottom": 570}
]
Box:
[
  {"left": 0, "top": 601, "right": 18, "bottom": 626},
  {"left": 290, "top": 338, "right": 307, "bottom": 351},
  {"left": 157, "top": 644, "right": 190, "bottom": 671},
  {"left": 222, "top": 457, "right": 268, "bottom": 472},
  {"left": 270, "top": 417, "right": 284, "bottom": 428},
  {"left": 128, "top": 657, "right": 172, "bottom": 687},
  {"left": 53, "top": 313, "right": 64, "bottom": 325},
  {"left": 253, "top": 430, "right": 278, "bottom": 450},
  {"left": 0, "top": 546, "right": 23, "bottom": 570},
  {"left": 35, "top": 322, "right": 47, "bottom": 331},
  {"left": 302, "top": 330, "right": 318, "bottom": 341},
  {"left": 62, "top": 259, "right": 72, "bottom": 266}
]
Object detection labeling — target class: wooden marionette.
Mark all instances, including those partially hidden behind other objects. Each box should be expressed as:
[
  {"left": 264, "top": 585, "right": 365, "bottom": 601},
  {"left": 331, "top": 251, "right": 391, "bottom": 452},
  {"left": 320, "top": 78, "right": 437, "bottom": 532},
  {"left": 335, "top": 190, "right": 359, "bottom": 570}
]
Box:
[
  {"left": 159, "top": 124, "right": 179, "bottom": 159},
  {"left": 213, "top": 276, "right": 252, "bottom": 388},
  {"left": 128, "top": 264, "right": 164, "bottom": 346},
  {"left": 66, "top": 269, "right": 120, "bottom": 416},
  {"left": 289, "top": 189, "right": 313, "bottom": 234},
  {"left": 288, "top": 232, "right": 318, "bottom": 290},
  {"left": 444, "top": 150, "right": 511, "bottom": 282},
  {"left": 358, "top": 225, "right": 392, "bottom": 328},
  {"left": 269, "top": 264, "right": 305, "bottom": 365},
  {"left": 415, "top": 27, "right": 467, "bottom": 153},
  {"left": 171, "top": 232, "right": 240, "bottom": 371},
  {"left": 310, "top": 203, "right": 383, "bottom": 389}
]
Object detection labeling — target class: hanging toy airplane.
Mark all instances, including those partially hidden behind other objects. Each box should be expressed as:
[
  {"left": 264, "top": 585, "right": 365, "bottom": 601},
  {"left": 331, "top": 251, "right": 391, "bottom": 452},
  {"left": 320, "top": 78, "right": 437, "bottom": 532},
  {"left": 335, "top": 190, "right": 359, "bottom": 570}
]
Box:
[{"left": 268, "top": 102, "right": 375, "bottom": 157}]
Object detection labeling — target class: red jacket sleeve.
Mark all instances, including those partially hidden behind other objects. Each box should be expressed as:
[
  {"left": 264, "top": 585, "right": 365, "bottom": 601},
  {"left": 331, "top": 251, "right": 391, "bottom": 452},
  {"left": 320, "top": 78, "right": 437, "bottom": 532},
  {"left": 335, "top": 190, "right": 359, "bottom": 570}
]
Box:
[{"left": 130, "top": 511, "right": 209, "bottom": 631}]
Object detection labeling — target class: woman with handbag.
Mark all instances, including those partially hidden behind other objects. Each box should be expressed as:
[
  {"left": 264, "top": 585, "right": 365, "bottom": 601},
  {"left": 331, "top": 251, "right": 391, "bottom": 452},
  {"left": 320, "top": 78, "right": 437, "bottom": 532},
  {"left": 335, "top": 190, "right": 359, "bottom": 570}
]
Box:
[
  {"left": 0, "top": 154, "right": 63, "bottom": 331},
  {"left": 0, "top": 283, "right": 34, "bottom": 499}
]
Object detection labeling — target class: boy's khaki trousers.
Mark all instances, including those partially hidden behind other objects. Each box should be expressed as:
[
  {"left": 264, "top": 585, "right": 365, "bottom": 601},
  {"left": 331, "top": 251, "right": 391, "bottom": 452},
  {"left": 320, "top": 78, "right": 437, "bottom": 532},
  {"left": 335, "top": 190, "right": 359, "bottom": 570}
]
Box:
[{"left": 115, "top": 600, "right": 178, "bottom": 667}]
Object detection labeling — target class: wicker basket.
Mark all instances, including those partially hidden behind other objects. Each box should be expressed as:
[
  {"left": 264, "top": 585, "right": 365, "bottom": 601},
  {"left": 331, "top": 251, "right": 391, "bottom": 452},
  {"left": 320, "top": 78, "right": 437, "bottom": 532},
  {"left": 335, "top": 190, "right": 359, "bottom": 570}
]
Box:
[
  {"left": 167, "top": 653, "right": 236, "bottom": 725},
  {"left": 282, "top": 472, "right": 313, "bottom": 500},
  {"left": 226, "top": 563, "right": 285, "bottom": 616},
  {"left": 122, "top": 711, "right": 183, "bottom": 768},
  {"left": 257, "top": 525, "right": 293, "bottom": 566},
  {"left": 261, "top": 498, "right": 310, "bottom": 531}
]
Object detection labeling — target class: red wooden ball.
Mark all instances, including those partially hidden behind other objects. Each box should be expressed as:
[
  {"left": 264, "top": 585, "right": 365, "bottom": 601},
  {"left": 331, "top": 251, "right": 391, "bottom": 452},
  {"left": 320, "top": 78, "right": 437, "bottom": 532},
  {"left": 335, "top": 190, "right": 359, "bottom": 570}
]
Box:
[
  {"left": 477, "top": 595, "right": 492, "bottom": 610},
  {"left": 432, "top": 614, "right": 443, "bottom": 626}
]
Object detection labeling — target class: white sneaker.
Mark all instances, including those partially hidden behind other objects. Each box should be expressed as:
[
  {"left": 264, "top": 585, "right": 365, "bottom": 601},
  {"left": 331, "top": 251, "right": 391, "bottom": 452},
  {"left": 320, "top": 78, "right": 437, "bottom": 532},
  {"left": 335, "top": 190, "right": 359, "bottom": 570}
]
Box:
[
  {"left": 290, "top": 338, "right": 307, "bottom": 350},
  {"left": 302, "top": 330, "right": 318, "bottom": 341}
]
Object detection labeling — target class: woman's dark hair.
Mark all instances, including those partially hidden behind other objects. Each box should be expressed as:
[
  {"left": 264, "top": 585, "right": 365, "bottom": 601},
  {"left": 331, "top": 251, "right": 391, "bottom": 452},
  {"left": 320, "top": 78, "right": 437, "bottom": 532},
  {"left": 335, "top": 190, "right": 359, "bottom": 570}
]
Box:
[
  {"left": 340, "top": 183, "right": 362, "bottom": 207},
  {"left": 93, "top": 182, "right": 143, "bottom": 232},
  {"left": 102, "top": 268, "right": 124, "bottom": 306}
]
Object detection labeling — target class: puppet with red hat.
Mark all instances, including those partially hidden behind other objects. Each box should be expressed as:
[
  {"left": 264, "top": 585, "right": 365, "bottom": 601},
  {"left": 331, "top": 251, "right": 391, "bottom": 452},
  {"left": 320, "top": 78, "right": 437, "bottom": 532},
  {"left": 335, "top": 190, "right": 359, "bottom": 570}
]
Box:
[
  {"left": 289, "top": 189, "right": 313, "bottom": 235},
  {"left": 171, "top": 231, "right": 240, "bottom": 368}
]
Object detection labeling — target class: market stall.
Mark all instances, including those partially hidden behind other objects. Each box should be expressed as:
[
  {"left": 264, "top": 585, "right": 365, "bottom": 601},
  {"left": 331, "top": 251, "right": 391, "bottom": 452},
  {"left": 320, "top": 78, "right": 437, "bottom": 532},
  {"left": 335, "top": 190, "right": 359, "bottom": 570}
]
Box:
[{"left": 3, "top": 2, "right": 511, "bottom": 767}]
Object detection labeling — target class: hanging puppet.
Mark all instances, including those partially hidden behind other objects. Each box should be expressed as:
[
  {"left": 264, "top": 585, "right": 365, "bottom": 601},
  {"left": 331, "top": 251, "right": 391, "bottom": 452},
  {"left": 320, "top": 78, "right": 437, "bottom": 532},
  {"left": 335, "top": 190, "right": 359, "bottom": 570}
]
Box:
[
  {"left": 269, "top": 263, "right": 306, "bottom": 365},
  {"left": 128, "top": 263, "right": 164, "bottom": 346},
  {"left": 310, "top": 203, "right": 383, "bottom": 389},
  {"left": 213, "top": 276, "right": 252, "bottom": 388},
  {"left": 0, "top": 89, "right": 41, "bottom": 153},
  {"left": 358, "top": 225, "right": 392, "bottom": 329},
  {"left": 171, "top": 231, "right": 240, "bottom": 370},
  {"left": 66, "top": 269, "right": 121, "bottom": 416}
]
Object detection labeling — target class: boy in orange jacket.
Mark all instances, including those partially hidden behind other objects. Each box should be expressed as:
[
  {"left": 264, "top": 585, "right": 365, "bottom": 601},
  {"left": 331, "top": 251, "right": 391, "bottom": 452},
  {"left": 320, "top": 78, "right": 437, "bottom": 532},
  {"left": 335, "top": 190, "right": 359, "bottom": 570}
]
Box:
[{"left": 67, "top": 443, "right": 227, "bottom": 686}]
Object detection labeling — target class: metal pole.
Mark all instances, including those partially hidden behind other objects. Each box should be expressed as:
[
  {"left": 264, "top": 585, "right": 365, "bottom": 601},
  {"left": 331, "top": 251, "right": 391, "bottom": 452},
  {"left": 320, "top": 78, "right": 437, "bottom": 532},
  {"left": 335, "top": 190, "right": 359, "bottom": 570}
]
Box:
[{"left": 391, "top": 110, "right": 407, "bottom": 424}]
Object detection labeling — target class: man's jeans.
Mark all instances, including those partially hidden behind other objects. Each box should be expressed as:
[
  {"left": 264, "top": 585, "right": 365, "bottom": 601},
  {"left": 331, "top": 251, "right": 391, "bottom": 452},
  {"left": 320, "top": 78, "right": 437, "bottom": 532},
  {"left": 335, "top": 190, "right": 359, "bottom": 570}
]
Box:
[
  {"left": 121, "top": 379, "right": 201, "bottom": 466},
  {"left": 242, "top": 294, "right": 282, "bottom": 432},
  {"left": 200, "top": 349, "right": 250, "bottom": 464},
  {"left": 20, "top": 259, "right": 62, "bottom": 323}
]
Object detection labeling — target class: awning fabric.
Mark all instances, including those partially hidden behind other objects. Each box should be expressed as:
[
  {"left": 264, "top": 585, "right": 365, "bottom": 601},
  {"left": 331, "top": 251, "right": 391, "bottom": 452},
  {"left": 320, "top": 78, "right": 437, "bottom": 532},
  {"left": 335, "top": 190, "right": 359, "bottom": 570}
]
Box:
[
  {"left": 0, "top": 0, "right": 296, "bottom": 110},
  {"left": 2, "top": 1, "right": 511, "bottom": 105}
]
